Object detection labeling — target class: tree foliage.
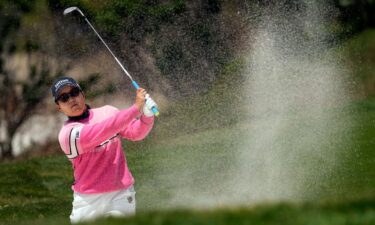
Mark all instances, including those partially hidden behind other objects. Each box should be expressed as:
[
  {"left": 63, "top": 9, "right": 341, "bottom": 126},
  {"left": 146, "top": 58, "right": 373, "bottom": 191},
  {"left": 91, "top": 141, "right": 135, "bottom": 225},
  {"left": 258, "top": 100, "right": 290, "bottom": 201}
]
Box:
[
  {"left": 335, "top": 0, "right": 375, "bottom": 34},
  {"left": 47, "top": 0, "right": 235, "bottom": 98},
  {"left": 0, "top": 1, "right": 60, "bottom": 159},
  {"left": 0, "top": 0, "right": 135, "bottom": 159}
]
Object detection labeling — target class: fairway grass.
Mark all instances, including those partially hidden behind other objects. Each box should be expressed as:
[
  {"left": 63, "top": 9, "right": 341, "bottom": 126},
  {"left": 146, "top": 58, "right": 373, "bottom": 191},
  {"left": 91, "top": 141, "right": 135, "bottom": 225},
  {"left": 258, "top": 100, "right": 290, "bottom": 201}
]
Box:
[
  {"left": 8, "top": 198, "right": 375, "bottom": 225},
  {"left": 1, "top": 99, "right": 375, "bottom": 224}
]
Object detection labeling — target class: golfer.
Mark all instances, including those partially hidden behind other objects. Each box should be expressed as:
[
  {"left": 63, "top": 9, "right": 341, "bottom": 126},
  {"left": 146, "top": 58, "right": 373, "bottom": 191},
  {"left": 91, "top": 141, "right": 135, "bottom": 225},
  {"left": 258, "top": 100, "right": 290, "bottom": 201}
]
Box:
[{"left": 51, "top": 76, "right": 155, "bottom": 223}]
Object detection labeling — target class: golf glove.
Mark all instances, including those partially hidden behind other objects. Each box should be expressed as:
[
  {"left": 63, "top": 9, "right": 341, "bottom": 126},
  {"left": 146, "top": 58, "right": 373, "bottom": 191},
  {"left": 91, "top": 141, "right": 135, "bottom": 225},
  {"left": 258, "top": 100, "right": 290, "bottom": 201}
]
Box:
[{"left": 143, "top": 95, "right": 157, "bottom": 117}]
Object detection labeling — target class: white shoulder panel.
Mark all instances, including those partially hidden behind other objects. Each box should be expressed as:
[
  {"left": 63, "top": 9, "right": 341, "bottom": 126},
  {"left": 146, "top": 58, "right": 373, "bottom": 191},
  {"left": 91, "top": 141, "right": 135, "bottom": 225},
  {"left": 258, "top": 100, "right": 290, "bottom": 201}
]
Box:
[{"left": 67, "top": 126, "right": 82, "bottom": 159}]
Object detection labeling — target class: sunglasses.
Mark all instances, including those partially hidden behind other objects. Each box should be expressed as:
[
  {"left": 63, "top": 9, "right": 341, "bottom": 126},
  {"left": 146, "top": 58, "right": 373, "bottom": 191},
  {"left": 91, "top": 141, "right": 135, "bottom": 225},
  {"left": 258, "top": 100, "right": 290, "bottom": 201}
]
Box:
[{"left": 56, "top": 87, "right": 81, "bottom": 103}]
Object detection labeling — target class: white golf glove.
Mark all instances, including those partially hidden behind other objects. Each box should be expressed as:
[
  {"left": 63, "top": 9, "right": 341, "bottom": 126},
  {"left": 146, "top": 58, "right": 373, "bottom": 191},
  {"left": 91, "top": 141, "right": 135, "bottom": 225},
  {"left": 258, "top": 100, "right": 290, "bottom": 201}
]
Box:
[{"left": 143, "top": 95, "right": 157, "bottom": 117}]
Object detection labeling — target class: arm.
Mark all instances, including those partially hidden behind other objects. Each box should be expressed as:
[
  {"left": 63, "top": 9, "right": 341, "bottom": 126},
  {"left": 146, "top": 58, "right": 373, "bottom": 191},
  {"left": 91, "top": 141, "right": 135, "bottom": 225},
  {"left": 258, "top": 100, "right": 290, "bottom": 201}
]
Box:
[
  {"left": 120, "top": 115, "right": 154, "bottom": 141},
  {"left": 59, "top": 105, "right": 141, "bottom": 159},
  {"left": 119, "top": 87, "right": 154, "bottom": 141},
  {"left": 58, "top": 88, "right": 150, "bottom": 158},
  {"left": 79, "top": 105, "right": 141, "bottom": 149}
]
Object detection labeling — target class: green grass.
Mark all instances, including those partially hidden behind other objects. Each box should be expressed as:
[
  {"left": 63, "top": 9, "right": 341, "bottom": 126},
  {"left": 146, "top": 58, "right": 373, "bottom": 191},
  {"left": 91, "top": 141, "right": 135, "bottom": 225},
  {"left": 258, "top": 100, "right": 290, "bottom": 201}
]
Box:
[
  {"left": 6, "top": 197, "right": 375, "bottom": 225},
  {"left": 0, "top": 156, "right": 72, "bottom": 225},
  {"left": 1, "top": 83, "right": 375, "bottom": 223},
  {"left": 1, "top": 98, "right": 375, "bottom": 225},
  {"left": 342, "top": 28, "right": 375, "bottom": 96},
  {"left": 334, "top": 101, "right": 375, "bottom": 197}
]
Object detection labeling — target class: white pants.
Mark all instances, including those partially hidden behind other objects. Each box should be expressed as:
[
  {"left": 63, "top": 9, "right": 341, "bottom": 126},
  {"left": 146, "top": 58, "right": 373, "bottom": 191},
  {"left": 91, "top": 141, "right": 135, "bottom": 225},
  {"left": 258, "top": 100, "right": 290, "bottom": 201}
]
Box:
[{"left": 70, "top": 186, "right": 136, "bottom": 224}]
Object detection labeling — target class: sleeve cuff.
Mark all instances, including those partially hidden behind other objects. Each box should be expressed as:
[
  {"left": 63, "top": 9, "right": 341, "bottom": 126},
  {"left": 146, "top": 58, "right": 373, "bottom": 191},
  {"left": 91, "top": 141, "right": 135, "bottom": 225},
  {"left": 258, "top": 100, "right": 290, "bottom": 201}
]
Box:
[
  {"left": 140, "top": 114, "right": 154, "bottom": 125},
  {"left": 130, "top": 104, "right": 142, "bottom": 115}
]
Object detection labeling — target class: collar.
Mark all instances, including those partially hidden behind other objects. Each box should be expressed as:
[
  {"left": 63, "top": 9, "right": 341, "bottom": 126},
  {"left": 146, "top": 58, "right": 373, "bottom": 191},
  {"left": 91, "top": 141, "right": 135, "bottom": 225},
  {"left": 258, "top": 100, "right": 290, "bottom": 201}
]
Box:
[{"left": 68, "top": 105, "right": 91, "bottom": 121}]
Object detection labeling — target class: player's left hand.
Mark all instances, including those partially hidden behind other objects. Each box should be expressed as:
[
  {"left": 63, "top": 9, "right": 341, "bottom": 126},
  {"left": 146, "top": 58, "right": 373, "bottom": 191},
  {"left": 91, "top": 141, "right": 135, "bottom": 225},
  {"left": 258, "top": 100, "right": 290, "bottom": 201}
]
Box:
[{"left": 135, "top": 88, "right": 146, "bottom": 111}]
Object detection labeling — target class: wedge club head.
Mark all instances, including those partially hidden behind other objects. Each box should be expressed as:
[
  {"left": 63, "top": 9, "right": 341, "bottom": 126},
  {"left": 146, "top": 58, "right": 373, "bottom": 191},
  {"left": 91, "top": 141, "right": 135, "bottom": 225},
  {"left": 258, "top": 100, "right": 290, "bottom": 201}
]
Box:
[{"left": 63, "top": 6, "right": 85, "bottom": 17}]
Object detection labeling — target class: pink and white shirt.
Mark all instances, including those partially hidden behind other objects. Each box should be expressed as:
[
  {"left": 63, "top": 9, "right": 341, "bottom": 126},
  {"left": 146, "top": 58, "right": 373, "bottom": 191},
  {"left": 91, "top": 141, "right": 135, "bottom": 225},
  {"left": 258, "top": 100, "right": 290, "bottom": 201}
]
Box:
[{"left": 58, "top": 105, "right": 154, "bottom": 194}]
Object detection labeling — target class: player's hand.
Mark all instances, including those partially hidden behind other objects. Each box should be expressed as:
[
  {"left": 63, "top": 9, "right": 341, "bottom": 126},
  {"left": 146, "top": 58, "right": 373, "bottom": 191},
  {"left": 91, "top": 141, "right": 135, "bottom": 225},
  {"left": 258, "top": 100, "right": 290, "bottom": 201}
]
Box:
[
  {"left": 143, "top": 96, "right": 157, "bottom": 117},
  {"left": 135, "top": 88, "right": 146, "bottom": 112}
]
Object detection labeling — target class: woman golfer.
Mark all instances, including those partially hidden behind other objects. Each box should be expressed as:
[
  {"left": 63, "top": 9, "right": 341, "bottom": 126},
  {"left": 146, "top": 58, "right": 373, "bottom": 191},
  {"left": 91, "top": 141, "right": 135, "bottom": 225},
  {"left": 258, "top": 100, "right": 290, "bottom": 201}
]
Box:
[{"left": 51, "top": 76, "right": 155, "bottom": 223}]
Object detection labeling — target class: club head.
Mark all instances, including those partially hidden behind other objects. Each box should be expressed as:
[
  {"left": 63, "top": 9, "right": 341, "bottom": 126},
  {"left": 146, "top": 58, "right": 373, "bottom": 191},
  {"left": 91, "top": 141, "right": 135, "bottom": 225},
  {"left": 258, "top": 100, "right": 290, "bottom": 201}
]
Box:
[{"left": 63, "top": 6, "right": 85, "bottom": 17}]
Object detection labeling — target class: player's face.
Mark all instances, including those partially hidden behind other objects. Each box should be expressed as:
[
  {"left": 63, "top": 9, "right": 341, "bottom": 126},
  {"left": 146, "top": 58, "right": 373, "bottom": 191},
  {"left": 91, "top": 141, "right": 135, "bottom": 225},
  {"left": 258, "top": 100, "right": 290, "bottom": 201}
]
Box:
[{"left": 56, "top": 86, "right": 86, "bottom": 117}]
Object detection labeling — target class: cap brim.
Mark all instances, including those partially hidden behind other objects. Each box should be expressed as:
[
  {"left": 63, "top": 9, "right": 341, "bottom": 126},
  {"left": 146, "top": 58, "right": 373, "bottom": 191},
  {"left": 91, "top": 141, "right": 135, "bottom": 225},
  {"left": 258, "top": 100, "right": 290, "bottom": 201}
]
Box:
[{"left": 54, "top": 84, "right": 81, "bottom": 101}]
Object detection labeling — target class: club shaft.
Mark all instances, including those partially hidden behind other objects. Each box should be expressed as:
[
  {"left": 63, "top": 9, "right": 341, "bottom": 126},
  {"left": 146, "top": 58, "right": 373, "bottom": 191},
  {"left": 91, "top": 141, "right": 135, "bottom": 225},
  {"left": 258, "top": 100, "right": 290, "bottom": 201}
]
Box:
[
  {"left": 66, "top": 7, "right": 160, "bottom": 116},
  {"left": 83, "top": 18, "right": 134, "bottom": 82}
]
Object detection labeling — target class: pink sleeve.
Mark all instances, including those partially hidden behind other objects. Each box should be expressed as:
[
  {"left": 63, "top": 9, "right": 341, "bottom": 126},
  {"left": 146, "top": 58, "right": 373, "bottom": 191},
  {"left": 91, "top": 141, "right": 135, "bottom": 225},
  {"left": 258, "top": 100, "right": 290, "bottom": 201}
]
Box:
[
  {"left": 58, "top": 105, "right": 141, "bottom": 159},
  {"left": 119, "top": 115, "right": 154, "bottom": 141},
  {"left": 58, "top": 105, "right": 153, "bottom": 159},
  {"left": 78, "top": 105, "right": 141, "bottom": 150}
]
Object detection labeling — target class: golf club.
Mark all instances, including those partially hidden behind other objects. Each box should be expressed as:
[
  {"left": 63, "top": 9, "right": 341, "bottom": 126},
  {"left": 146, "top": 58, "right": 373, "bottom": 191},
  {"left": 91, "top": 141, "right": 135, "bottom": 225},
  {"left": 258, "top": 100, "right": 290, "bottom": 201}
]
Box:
[{"left": 63, "top": 6, "right": 159, "bottom": 116}]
